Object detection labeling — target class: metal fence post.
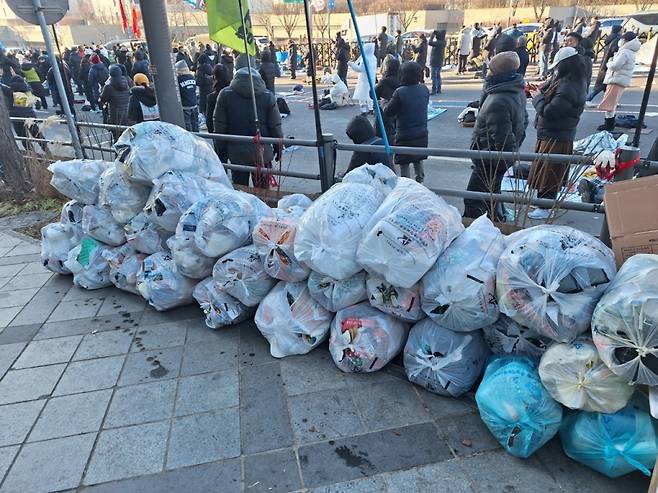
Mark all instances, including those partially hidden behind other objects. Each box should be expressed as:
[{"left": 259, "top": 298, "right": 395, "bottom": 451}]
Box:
[{"left": 320, "top": 133, "right": 336, "bottom": 191}]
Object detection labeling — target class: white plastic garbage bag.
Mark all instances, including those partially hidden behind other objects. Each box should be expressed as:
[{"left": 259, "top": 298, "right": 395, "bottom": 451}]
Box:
[
  {"left": 63, "top": 236, "right": 113, "bottom": 289},
  {"left": 81, "top": 205, "right": 126, "bottom": 246},
  {"left": 538, "top": 338, "right": 634, "bottom": 413},
  {"left": 277, "top": 194, "right": 313, "bottom": 217},
  {"left": 136, "top": 252, "right": 196, "bottom": 311},
  {"left": 357, "top": 178, "right": 464, "bottom": 288},
  {"left": 329, "top": 301, "right": 408, "bottom": 373},
  {"left": 48, "top": 159, "right": 111, "bottom": 204},
  {"left": 212, "top": 245, "right": 276, "bottom": 306},
  {"left": 102, "top": 244, "right": 146, "bottom": 294},
  {"left": 482, "top": 314, "right": 550, "bottom": 361},
  {"left": 60, "top": 200, "right": 84, "bottom": 225},
  {"left": 255, "top": 281, "right": 333, "bottom": 357},
  {"left": 40, "top": 221, "right": 83, "bottom": 274},
  {"left": 592, "top": 254, "right": 658, "bottom": 386},
  {"left": 295, "top": 164, "right": 397, "bottom": 280},
  {"left": 307, "top": 270, "right": 368, "bottom": 312},
  {"left": 404, "top": 318, "right": 489, "bottom": 397},
  {"left": 98, "top": 166, "right": 151, "bottom": 224},
  {"left": 496, "top": 225, "right": 616, "bottom": 343},
  {"left": 113, "top": 121, "right": 232, "bottom": 187},
  {"left": 421, "top": 215, "right": 505, "bottom": 331},
  {"left": 366, "top": 274, "right": 424, "bottom": 322},
  {"left": 167, "top": 205, "right": 216, "bottom": 279},
  {"left": 124, "top": 212, "right": 171, "bottom": 254},
  {"left": 193, "top": 277, "right": 253, "bottom": 329}
]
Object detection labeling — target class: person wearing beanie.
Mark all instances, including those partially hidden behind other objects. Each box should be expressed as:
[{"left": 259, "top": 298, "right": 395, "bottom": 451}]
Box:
[
  {"left": 463, "top": 51, "right": 527, "bottom": 221},
  {"left": 175, "top": 59, "right": 198, "bottom": 131},
  {"left": 128, "top": 73, "right": 159, "bottom": 123},
  {"left": 100, "top": 64, "right": 132, "bottom": 137},
  {"left": 587, "top": 24, "right": 623, "bottom": 103},
  {"left": 515, "top": 36, "right": 529, "bottom": 76},
  {"left": 87, "top": 53, "right": 109, "bottom": 111}
]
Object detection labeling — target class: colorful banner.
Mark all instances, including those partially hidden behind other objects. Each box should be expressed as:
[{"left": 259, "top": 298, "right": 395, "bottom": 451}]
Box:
[
  {"left": 206, "top": 0, "right": 255, "bottom": 55},
  {"left": 118, "top": 0, "right": 128, "bottom": 33},
  {"left": 131, "top": 0, "right": 141, "bottom": 38}
]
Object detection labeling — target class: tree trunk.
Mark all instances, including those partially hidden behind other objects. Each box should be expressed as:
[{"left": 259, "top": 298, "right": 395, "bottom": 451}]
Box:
[{"left": 0, "top": 95, "right": 30, "bottom": 199}]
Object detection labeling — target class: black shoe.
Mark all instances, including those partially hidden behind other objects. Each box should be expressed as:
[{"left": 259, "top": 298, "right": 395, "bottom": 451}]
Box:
[{"left": 597, "top": 117, "right": 615, "bottom": 132}]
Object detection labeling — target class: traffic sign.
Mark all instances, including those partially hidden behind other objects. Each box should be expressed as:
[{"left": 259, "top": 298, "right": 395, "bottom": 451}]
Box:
[{"left": 6, "top": 0, "right": 69, "bottom": 25}]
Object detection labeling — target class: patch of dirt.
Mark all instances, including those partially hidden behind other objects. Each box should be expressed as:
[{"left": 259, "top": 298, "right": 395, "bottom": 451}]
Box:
[
  {"left": 15, "top": 214, "right": 57, "bottom": 240},
  {"left": 0, "top": 198, "right": 65, "bottom": 218}
]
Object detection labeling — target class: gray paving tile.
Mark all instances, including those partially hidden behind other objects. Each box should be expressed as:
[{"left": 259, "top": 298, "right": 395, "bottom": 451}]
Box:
[
  {"left": 61, "top": 286, "right": 115, "bottom": 302},
  {"left": 74, "top": 330, "right": 134, "bottom": 360},
  {"left": 104, "top": 380, "right": 177, "bottom": 429},
  {"left": 243, "top": 448, "right": 302, "bottom": 493},
  {"left": 140, "top": 304, "right": 201, "bottom": 325},
  {"left": 0, "top": 264, "right": 24, "bottom": 278},
  {"left": 0, "top": 342, "right": 26, "bottom": 378},
  {"left": 18, "top": 261, "right": 52, "bottom": 275},
  {"left": 0, "top": 307, "right": 21, "bottom": 329},
  {"left": 0, "top": 324, "right": 41, "bottom": 345},
  {"left": 0, "top": 400, "right": 46, "bottom": 446},
  {"left": 180, "top": 338, "right": 238, "bottom": 377},
  {"left": 167, "top": 408, "right": 240, "bottom": 469},
  {"left": 47, "top": 298, "right": 103, "bottom": 323},
  {"left": 174, "top": 370, "right": 239, "bottom": 416},
  {"left": 0, "top": 278, "right": 8, "bottom": 290},
  {"left": 96, "top": 292, "right": 146, "bottom": 317},
  {"left": 342, "top": 367, "right": 409, "bottom": 389},
  {"left": 118, "top": 347, "right": 183, "bottom": 386},
  {"left": 1, "top": 432, "right": 96, "bottom": 492},
  {"left": 12, "top": 335, "right": 82, "bottom": 369},
  {"left": 28, "top": 389, "right": 112, "bottom": 442},
  {"left": 416, "top": 389, "right": 477, "bottom": 420},
  {"left": 0, "top": 253, "right": 40, "bottom": 266},
  {"left": 35, "top": 312, "right": 142, "bottom": 340},
  {"left": 83, "top": 421, "right": 169, "bottom": 485},
  {"left": 298, "top": 422, "right": 452, "bottom": 488},
  {"left": 0, "top": 288, "right": 39, "bottom": 309},
  {"left": 0, "top": 234, "right": 21, "bottom": 247},
  {"left": 0, "top": 445, "right": 19, "bottom": 483},
  {"left": 9, "top": 286, "right": 69, "bottom": 327},
  {"left": 0, "top": 247, "right": 10, "bottom": 257},
  {"left": 53, "top": 356, "right": 124, "bottom": 396},
  {"left": 240, "top": 362, "right": 293, "bottom": 454},
  {"left": 238, "top": 321, "right": 276, "bottom": 367},
  {"left": 0, "top": 273, "right": 52, "bottom": 292},
  {"left": 130, "top": 322, "right": 187, "bottom": 352},
  {"left": 384, "top": 459, "right": 473, "bottom": 493},
  {"left": 4, "top": 243, "right": 41, "bottom": 256},
  {"left": 437, "top": 412, "right": 500, "bottom": 457},
  {"left": 280, "top": 350, "right": 347, "bottom": 397},
  {"left": 185, "top": 318, "right": 240, "bottom": 345},
  {"left": 289, "top": 389, "right": 364, "bottom": 445},
  {"left": 306, "top": 475, "right": 390, "bottom": 493},
  {"left": 0, "top": 364, "right": 66, "bottom": 404}
]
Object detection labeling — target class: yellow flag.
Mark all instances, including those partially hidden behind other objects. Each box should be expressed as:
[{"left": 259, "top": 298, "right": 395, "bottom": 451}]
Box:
[{"left": 206, "top": 0, "right": 256, "bottom": 55}]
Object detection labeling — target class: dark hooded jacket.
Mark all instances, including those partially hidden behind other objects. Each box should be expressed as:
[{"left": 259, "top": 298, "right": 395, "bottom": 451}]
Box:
[
  {"left": 205, "top": 64, "right": 231, "bottom": 134},
  {"left": 413, "top": 37, "right": 428, "bottom": 66},
  {"left": 195, "top": 53, "right": 214, "bottom": 109},
  {"left": 515, "top": 45, "right": 530, "bottom": 76},
  {"left": 88, "top": 61, "right": 109, "bottom": 98},
  {"left": 383, "top": 62, "right": 429, "bottom": 143},
  {"left": 346, "top": 114, "right": 388, "bottom": 172},
  {"left": 221, "top": 53, "right": 234, "bottom": 78},
  {"left": 258, "top": 52, "right": 277, "bottom": 94},
  {"left": 132, "top": 51, "right": 149, "bottom": 77},
  {"left": 494, "top": 34, "right": 516, "bottom": 55},
  {"left": 128, "top": 85, "right": 158, "bottom": 123},
  {"left": 79, "top": 56, "right": 91, "bottom": 83},
  {"left": 100, "top": 64, "right": 131, "bottom": 125},
  {"left": 375, "top": 55, "right": 400, "bottom": 143},
  {"left": 428, "top": 30, "right": 446, "bottom": 68},
  {"left": 594, "top": 25, "right": 622, "bottom": 89},
  {"left": 580, "top": 38, "right": 595, "bottom": 89}
]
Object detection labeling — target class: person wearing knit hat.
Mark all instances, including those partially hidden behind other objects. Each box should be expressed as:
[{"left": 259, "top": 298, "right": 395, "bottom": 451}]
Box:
[
  {"left": 128, "top": 72, "right": 159, "bottom": 123},
  {"left": 90, "top": 53, "right": 100, "bottom": 65},
  {"left": 175, "top": 59, "right": 198, "bottom": 131},
  {"left": 463, "top": 50, "right": 527, "bottom": 221},
  {"left": 133, "top": 73, "right": 149, "bottom": 87}
]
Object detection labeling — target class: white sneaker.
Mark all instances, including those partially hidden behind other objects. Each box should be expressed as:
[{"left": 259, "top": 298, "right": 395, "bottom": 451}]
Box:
[{"left": 527, "top": 208, "right": 551, "bottom": 220}]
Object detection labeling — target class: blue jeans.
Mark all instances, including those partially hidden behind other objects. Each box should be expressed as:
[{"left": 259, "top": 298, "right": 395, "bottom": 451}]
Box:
[
  {"left": 540, "top": 51, "right": 549, "bottom": 77},
  {"left": 431, "top": 66, "right": 442, "bottom": 94}
]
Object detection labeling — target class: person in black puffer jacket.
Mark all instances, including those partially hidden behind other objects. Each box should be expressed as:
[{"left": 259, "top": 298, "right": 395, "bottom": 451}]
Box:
[
  {"left": 195, "top": 54, "right": 214, "bottom": 117},
  {"left": 132, "top": 50, "right": 150, "bottom": 78},
  {"left": 464, "top": 51, "right": 528, "bottom": 220},
  {"left": 515, "top": 36, "right": 529, "bottom": 76},
  {"left": 374, "top": 54, "right": 400, "bottom": 145},
  {"left": 428, "top": 30, "right": 446, "bottom": 95},
  {"left": 100, "top": 64, "right": 132, "bottom": 138},
  {"left": 128, "top": 73, "right": 159, "bottom": 123},
  {"left": 345, "top": 114, "right": 390, "bottom": 172},
  {"left": 205, "top": 64, "right": 231, "bottom": 158},
  {"left": 258, "top": 51, "right": 277, "bottom": 94}
]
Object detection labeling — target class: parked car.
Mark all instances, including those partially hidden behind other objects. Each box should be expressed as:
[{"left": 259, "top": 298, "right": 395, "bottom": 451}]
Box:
[
  {"left": 600, "top": 18, "right": 625, "bottom": 36},
  {"left": 623, "top": 11, "right": 658, "bottom": 37},
  {"left": 502, "top": 23, "right": 542, "bottom": 37}
]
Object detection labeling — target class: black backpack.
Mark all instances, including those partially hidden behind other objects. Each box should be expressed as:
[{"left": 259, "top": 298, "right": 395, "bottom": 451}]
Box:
[{"left": 277, "top": 97, "right": 290, "bottom": 115}]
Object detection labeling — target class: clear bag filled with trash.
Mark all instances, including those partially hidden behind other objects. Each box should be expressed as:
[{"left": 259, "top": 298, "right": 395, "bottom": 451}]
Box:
[
  {"left": 482, "top": 314, "right": 550, "bottom": 361},
  {"left": 167, "top": 205, "right": 216, "bottom": 279},
  {"left": 124, "top": 212, "right": 171, "bottom": 255},
  {"left": 193, "top": 277, "right": 253, "bottom": 329},
  {"left": 113, "top": 121, "right": 232, "bottom": 187},
  {"left": 255, "top": 281, "right": 333, "bottom": 358},
  {"left": 496, "top": 225, "right": 616, "bottom": 343},
  {"left": 475, "top": 356, "right": 563, "bottom": 458},
  {"left": 277, "top": 194, "right": 313, "bottom": 217},
  {"left": 560, "top": 402, "right": 658, "bottom": 478},
  {"left": 366, "top": 274, "right": 424, "bottom": 322},
  {"left": 357, "top": 178, "right": 464, "bottom": 288},
  {"left": 307, "top": 270, "right": 368, "bottom": 312},
  {"left": 60, "top": 200, "right": 84, "bottom": 225},
  {"left": 212, "top": 245, "right": 277, "bottom": 307},
  {"left": 421, "top": 215, "right": 505, "bottom": 331},
  {"left": 329, "top": 301, "right": 409, "bottom": 373},
  {"left": 98, "top": 166, "right": 151, "bottom": 224},
  {"left": 63, "top": 236, "right": 113, "bottom": 289},
  {"left": 404, "top": 318, "right": 489, "bottom": 397},
  {"left": 48, "top": 159, "right": 111, "bottom": 204},
  {"left": 41, "top": 221, "right": 83, "bottom": 275},
  {"left": 592, "top": 254, "right": 658, "bottom": 386},
  {"left": 136, "top": 251, "right": 196, "bottom": 311},
  {"left": 538, "top": 338, "right": 634, "bottom": 413},
  {"left": 81, "top": 205, "right": 126, "bottom": 246},
  {"left": 102, "top": 244, "right": 147, "bottom": 294},
  {"left": 295, "top": 164, "right": 398, "bottom": 280}
]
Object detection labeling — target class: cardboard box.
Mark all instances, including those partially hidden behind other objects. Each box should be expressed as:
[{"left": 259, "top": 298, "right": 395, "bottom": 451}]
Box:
[{"left": 604, "top": 175, "right": 658, "bottom": 267}]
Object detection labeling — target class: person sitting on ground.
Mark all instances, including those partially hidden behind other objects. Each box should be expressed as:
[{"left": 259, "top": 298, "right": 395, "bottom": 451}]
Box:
[
  {"left": 258, "top": 51, "right": 277, "bottom": 94},
  {"left": 345, "top": 114, "right": 390, "bottom": 172},
  {"left": 319, "top": 72, "right": 349, "bottom": 110},
  {"left": 100, "top": 64, "right": 132, "bottom": 139},
  {"left": 127, "top": 73, "right": 159, "bottom": 123}
]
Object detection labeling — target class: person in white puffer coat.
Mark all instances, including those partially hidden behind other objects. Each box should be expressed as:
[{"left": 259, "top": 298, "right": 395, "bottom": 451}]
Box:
[{"left": 597, "top": 32, "right": 641, "bottom": 131}]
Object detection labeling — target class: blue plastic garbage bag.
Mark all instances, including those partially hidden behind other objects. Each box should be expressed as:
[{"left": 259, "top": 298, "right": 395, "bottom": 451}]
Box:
[
  {"left": 560, "top": 403, "right": 658, "bottom": 478},
  {"left": 476, "top": 356, "right": 563, "bottom": 458}
]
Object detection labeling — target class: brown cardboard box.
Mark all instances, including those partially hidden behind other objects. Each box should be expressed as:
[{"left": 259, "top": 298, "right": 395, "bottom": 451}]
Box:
[{"left": 604, "top": 175, "right": 658, "bottom": 267}]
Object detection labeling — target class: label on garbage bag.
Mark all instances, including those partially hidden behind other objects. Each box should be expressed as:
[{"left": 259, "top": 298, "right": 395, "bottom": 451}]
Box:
[{"left": 77, "top": 237, "right": 100, "bottom": 268}]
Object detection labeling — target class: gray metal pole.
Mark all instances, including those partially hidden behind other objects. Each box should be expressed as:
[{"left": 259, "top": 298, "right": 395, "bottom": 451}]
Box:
[
  {"left": 140, "top": 0, "right": 185, "bottom": 128},
  {"left": 32, "top": 0, "right": 83, "bottom": 159}
]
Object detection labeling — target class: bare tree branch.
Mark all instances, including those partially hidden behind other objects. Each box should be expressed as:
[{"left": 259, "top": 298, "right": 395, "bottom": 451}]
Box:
[{"left": 273, "top": 4, "right": 302, "bottom": 40}]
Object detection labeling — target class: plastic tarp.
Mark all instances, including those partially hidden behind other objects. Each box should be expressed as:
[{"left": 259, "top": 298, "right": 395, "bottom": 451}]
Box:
[
  {"left": 307, "top": 270, "right": 368, "bottom": 312},
  {"left": 98, "top": 166, "right": 151, "bottom": 224},
  {"left": 193, "top": 277, "right": 252, "bottom": 329},
  {"left": 592, "top": 254, "right": 658, "bottom": 386},
  {"left": 81, "top": 205, "right": 126, "bottom": 246},
  {"left": 476, "top": 356, "right": 563, "bottom": 458},
  {"left": 40, "top": 221, "right": 83, "bottom": 275},
  {"left": 496, "top": 225, "right": 616, "bottom": 343},
  {"left": 573, "top": 131, "right": 628, "bottom": 156},
  {"left": 113, "top": 121, "right": 232, "bottom": 187},
  {"left": 212, "top": 245, "right": 276, "bottom": 307},
  {"left": 168, "top": 204, "right": 216, "bottom": 279},
  {"left": 124, "top": 212, "right": 171, "bottom": 254},
  {"left": 60, "top": 200, "right": 84, "bottom": 225},
  {"left": 329, "top": 301, "right": 408, "bottom": 373},
  {"left": 538, "top": 338, "right": 634, "bottom": 413},
  {"left": 404, "top": 318, "right": 489, "bottom": 397},
  {"left": 255, "top": 281, "right": 333, "bottom": 358},
  {"left": 102, "top": 244, "right": 146, "bottom": 294},
  {"left": 136, "top": 252, "right": 196, "bottom": 311},
  {"left": 421, "top": 215, "right": 504, "bottom": 331},
  {"left": 357, "top": 177, "right": 464, "bottom": 288},
  {"left": 295, "top": 164, "right": 398, "bottom": 280},
  {"left": 366, "top": 274, "right": 424, "bottom": 322},
  {"left": 482, "top": 314, "right": 550, "bottom": 361},
  {"left": 48, "top": 159, "right": 111, "bottom": 204},
  {"left": 63, "top": 236, "right": 113, "bottom": 289}
]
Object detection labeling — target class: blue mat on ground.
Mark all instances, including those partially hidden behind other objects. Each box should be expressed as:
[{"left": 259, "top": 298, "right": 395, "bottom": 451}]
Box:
[{"left": 428, "top": 103, "right": 447, "bottom": 121}]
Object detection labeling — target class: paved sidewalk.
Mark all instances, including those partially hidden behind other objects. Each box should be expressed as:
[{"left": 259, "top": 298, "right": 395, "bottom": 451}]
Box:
[{"left": 0, "top": 229, "right": 650, "bottom": 493}]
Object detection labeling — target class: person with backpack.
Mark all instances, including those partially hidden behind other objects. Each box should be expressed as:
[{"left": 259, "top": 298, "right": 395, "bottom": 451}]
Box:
[
  {"left": 428, "top": 30, "right": 446, "bottom": 95},
  {"left": 100, "top": 64, "right": 132, "bottom": 138},
  {"left": 88, "top": 53, "right": 108, "bottom": 112},
  {"left": 128, "top": 73, "right": 159, "bottom": 123},
  {"left": 345, "top": 114, "right": 390, "bottom": 172},
  {"left": 175, "top": 59, "right": 199, "bottom": 132}
]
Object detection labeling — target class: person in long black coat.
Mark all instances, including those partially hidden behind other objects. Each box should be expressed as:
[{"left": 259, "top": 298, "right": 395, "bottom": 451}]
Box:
[
  {"left": 412, "top": 34, "right": 428, "bottom": 83},
  {"left": 258, "top": 51, "right": 277, "bottom": 94},
  {"left": 374, "top": 54, "right": 400, "bottom": 145},
  {"left": 334, "top": 33, "right": 350, "bottom": 86},
  {"left": 195, "top": 54, "right": 214, "bottom": 116}
]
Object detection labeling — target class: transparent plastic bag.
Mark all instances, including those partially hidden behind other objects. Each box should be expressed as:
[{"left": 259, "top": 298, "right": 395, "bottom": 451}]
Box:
[
  {"left": 366, "top": 274, "right": 424, "bottom": 322},
  {"left": 60, "top": 200, "right": 84, "bottom": 225},
  {"left": 167, "top": 205, "right": 216, "bottom": 279},
  {"left": 48, "top": 159, "right": 111, "bottom": 204},
  {"left": 307, "top": 270, "right": 368, "bottom": 312},
  {"left": 113, "top": 121, "right": 232, "bottom": 187},
  {"left": 475, "top": 356, "right": 563, "bottom": 458},
  {"left": 560, "top": 402, "right": 658, "bottom": 478},
  {"left": 404, "top": 318, "right": 488, "bottom": 397},
  {"left": 40, "top": 221, "right": 83, "bottom": 275},
  {"left": 538, "top": 338, "right": 634, "bottom": 413},
  {"left": 136, "top": 252, "right": 196, "bottom": 311},
  {"left": 294, "top": 164, "right": 397, "bottom": 280},
  {"left": 98, "top": 166, "right": 151, "bottom": 224},
  {"left": 496, "top": 225, "right": 616, "bottom": 343},
  {"left": 482, "top": 314, "right": 550, "bottom": 361},
  {"left": 81, "top": 205, "right": 126, "bottom": 246},
  {"left": 592, "top": 254, "right": 658, "bottom": 386},
  {"left": 357, "top": 178, "right": 464, "bottom": 288},
  {"left": 124, "top": 212, "right": 171, "bottom": 254},
  {"left": 193, "top": 277, "right": 253, "bottom": 329},
  {"left": 277, "top": 194, "right": 313, "bottom": 217},
  {"left": 63, "top": 236, "right": 113, "bottom": 289},
  {"left": 329, "top": 301, "right": 408, "bottom": 373},
  {"left": 102, "top": 244, "right": 146, "bottom": 294},
  {"left": 212, "top": 245, "right": 276, "bottom": 307},
  {"left": 421, "top": 215, "right": 505, "bottom": 331}
]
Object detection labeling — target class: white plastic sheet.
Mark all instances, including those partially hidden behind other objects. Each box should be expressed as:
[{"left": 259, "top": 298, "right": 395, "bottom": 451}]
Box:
[
  {"left": 421, "top": 215, "right": 504, "bottom": 331},
  {"left": 60, "top": 200, "right": 84, "bottom": 225},
  {"left": 81, "top": 205, "right": 126, "bottom": 246},
  {"left": 136, "top": 252, "right": 196, "bottom": 311},
  {"left": 307, "top": 270, "right": 368, "bottom": 312},
  {"left": 40, "top": 221, "right": 83, "bottom": 275},
  {"left": 277, "top": 194, "right": 313, "bottom": 217},
  {"left": 48, "top": 159, "right": 111, "bottom": 204},
  {"left": 357, "top": 178, "right": 464, "bottom": 288},
  {"left": 193, "top": 278, "right": 252, "bottom": 329},
  {"left": 102, "top": 244, "right": 146, "bottom": 294},
  {"left": 212, "top": 245, "right": 276, "bottom": 307},
  {"left": 168, "top": 205, "right": 216, "bottom": 279},
  {"left": 255, "top": 281, "right": 333, "bottom": 358},
  {"left": 63, "top": 236, "right": 113, "bottom": 289},
  {"left": 98, "top": 166, "right": 150, "bottom": 224},
  {"left": 366, "top": 274, "right": 424, "bottom": 322},
  {"left": 124, "top": 212, "right": 171, "bottom": 254},
  {"left": 482, "top": 314, "right": 550, "bottom": 361}
]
